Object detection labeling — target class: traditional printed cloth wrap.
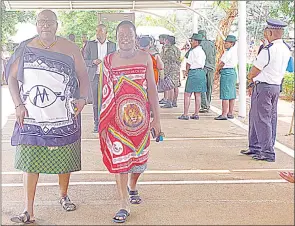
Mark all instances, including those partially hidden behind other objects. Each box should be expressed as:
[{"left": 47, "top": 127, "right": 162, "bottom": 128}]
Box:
[
  {"left": 6, "top": 44, "right": 81, "bottom": 147},
  {"left": 98, "top": 53, "right": 150, "bottom": 173}
]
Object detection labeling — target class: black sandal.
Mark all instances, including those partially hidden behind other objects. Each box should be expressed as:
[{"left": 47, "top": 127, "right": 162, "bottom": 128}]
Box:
[
  {"left": 10, "top": 211, "right": 35, "bottom": 224},
  {"left": 128, "top": 187, "right": 142, "bottom": 204},
  {"left": 59, "top": 195, "right": 76, "bottom": 211},
  {"left": 113, "top": 209, "right": 130, "bottom": 223}
]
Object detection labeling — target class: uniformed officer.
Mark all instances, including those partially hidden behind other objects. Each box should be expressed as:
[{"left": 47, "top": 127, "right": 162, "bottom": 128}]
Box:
[
  {"left": 198, "top": 30, "right": 217, "bottom": 113},
  {"left": 241, "top": 19, "right": 291, "bottom": 162}
]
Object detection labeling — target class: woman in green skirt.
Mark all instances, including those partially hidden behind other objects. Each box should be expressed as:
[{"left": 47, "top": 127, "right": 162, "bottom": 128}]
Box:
[
  {"left": 215, "top": 35, "right": 238, "bottom": 120},
  {"left": 178, "top": 33, "right": 207, "bottom": 120}
]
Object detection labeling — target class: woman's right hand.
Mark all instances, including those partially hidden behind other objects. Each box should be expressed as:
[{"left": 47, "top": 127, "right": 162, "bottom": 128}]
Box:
[
  {"left": 15, "top": 104, "right": 28, "bottom": 128},
  {"left": 150, "top": 119, "right": 161, "bottom": 138}
]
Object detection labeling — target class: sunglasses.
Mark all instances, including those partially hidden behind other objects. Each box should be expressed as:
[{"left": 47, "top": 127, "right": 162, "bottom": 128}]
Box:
[{"left": 37, "top": 20, "right": 57, "bottom": 26}]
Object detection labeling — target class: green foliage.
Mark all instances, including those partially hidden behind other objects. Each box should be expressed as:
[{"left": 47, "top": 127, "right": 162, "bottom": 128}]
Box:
[
  {"left": 58, "top": 10, "right": 121, "bottom": 48},
  {"left": 246, "top": 63, "right": 253, "bottom": 73},
  {"left": 213, "top": 1, "right": 232, "bottom": 11},
  {"left": 282, "top": 72, "right": 294, "bottom": 101},
  {"left": 270, "top": 0, "right": 295, "bottom": 24},
  {"left": 135, "top": 13, "right": 177, "bottom": 34},
  {"left": 1, "top": 3, "right": 35, "bottom": 44},
  {"left": 241, "top": 63, "right": 294, "bottom": 100}
]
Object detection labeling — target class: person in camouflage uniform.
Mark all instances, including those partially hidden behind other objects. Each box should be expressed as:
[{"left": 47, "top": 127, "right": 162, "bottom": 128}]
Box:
[{"left": 160, "top": 35, "right": 182, "bottom": 108}]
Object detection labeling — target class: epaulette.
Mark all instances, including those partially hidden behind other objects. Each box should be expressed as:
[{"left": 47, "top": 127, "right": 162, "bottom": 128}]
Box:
[
  {"left": 283, "top": 41, "right": 291, "bottom": 50},
  {"left": 263, "top": 43, "right": 273, "bottom": 49},
  {"left": 262, "top": 43, "right": 273, "bottom": 69}
]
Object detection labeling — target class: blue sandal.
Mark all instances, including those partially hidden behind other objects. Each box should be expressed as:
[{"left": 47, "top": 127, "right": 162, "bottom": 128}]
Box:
[
  {"left": 129, "top": 190, "right": 142, "bottom": 204},
  {"left": 190, "top": 114, "right": 199, "bottom": 120},
  {"left": 113, "top": 209, "right": 130, "bottom": 223},
  {"left": 128, "top": 187, "right": 142, "bottom": 204},
  {"left": 178, "top": 115, "right": 189, "bottom": 120}
]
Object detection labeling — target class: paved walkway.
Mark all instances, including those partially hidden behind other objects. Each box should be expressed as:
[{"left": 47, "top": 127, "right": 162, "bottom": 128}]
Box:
[{"left": 1, "top": 85, "right": 294, "bottom": 225}]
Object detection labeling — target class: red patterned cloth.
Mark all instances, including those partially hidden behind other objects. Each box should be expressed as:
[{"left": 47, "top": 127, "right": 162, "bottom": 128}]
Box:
[{"left": 98, "top": 53, "right": 150, "bottom": 173}]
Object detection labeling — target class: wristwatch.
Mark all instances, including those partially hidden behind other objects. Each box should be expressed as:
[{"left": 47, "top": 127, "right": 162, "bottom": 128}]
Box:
[{"left": 247, "top": 82, "right": 255, "bottom": 88}]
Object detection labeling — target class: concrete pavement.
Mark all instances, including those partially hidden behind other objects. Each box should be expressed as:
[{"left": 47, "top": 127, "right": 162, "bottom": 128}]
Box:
[{"left": 1, "top": 85, "right": 294, "bottom": 225}]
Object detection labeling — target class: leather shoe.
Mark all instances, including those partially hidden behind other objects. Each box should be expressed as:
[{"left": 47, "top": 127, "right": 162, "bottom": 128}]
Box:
[
  {"left": 240, "top": 149, "right": 257, "bottom": 155},
  {"left": 252, "top": 155, "right": 275, "bottom": 162}
]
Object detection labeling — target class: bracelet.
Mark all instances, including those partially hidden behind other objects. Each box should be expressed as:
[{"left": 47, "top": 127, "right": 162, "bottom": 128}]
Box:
[{"left": 15, "top": 103, "right": 24, "bottom": 109}]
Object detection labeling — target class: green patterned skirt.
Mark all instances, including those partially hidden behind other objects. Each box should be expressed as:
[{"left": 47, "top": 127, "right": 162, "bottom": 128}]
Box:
[
  {"left": 15, "top": 140, "right": 81, "bottom": 174},
  {"left": 220, "top": 68, "right": 237, "bottom": 100}
]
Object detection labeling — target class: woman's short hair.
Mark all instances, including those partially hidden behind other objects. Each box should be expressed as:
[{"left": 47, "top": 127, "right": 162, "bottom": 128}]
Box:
[
  {"left": 167, "top": 35, "right": 176, "bottom": 45},
  {"left": 116, "top": 20, "right": 137, "bottom": 37},
  {"left": 138, "top": 36, "right": 151, "bottom": 48}
]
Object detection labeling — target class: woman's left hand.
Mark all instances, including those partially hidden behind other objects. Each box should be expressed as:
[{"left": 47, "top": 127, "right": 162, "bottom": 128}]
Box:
[{"left": 73, "top": 98, "right": 87, "bottom": 117}]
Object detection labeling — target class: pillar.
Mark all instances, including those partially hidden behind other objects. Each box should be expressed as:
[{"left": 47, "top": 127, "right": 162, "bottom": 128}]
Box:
[
  {"left": 238, "top": 1, "right": 247, "bottom": 118},
  {"left": 192, "top": 1, "right": 199, "bottom": 33}
]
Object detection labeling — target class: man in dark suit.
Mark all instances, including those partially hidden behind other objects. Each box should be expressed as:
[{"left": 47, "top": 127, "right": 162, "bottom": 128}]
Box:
[{"left": 84, "top": 24, "right": 116, "bottom": 132}]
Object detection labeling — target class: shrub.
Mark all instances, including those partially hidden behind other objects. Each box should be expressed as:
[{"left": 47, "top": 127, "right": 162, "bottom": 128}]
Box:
[{"left": 282, "top": 72, "right": 294, "bottom": 101}]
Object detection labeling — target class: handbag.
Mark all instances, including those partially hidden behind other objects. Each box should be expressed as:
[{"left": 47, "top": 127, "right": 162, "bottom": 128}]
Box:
[{"left": 157, "top": 76, "right": 175, "bottom": 93}]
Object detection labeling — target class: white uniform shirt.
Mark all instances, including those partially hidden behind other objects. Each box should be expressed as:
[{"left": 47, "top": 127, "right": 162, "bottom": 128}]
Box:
[
  {"left": 187, "top": 46, "right": 206, "bottom": 69},
  {"left": 220, "top": 47, "right": 238, "bottom": 68},
  {"left": 96, "top": 39, "right": 108, "bottom": 74},
  {"left": 253, "top": 39, "right": 291, "bottom": 85}
]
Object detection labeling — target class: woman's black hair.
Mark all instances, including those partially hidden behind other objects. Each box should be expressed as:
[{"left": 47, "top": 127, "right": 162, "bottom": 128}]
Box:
[
  {"left": 138, "top": 36, "right": 151, "bottom": 48},
  {"left": 167, "top": 35, "right": 176, "bottom": 45},
  {"left": 116, "top": 20, "right": 137, "bottom": 38}
]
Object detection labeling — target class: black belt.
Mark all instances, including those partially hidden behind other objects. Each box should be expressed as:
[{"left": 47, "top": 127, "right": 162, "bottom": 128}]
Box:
[
  {"left": 189, "top": 68, "right": 203, "bottom": 70},
  {"left": 255, "top": 81, "right": 279, "bottom": 86}
]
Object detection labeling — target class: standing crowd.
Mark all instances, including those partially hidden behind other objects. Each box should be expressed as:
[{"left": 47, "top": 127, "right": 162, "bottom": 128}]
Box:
[{"left": 3, "top": 9, "right": 293, "bottom": 224}]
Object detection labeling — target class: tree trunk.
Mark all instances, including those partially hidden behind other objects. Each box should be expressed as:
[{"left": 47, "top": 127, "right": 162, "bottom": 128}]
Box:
[{"left": 214, "top": 1, "right": 238, "bottom": 88}]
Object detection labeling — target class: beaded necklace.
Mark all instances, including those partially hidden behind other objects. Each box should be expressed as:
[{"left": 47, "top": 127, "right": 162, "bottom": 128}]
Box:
[{"left": 38, "top": 37, "right": 58, "bottom": 49}]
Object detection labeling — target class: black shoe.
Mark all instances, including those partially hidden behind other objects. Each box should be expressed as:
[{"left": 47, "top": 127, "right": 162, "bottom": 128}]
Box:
[
  {"left": 227, "top": 114, "right": 234, "bottom": 119},
  {"left": 214, "top": 115, "right": 227, "bottom": 120},
  {"left": 161, "top": 102, "right": 173, "bottom": 108},
  {"left": 240, "top": 149, "right": 257, "bottom": 155},
  {"left": 159, "top": 98, "right": 167, "bottom": 104},
  {"left": 252, "top": 155, "right": 275, "bottom": 162}
]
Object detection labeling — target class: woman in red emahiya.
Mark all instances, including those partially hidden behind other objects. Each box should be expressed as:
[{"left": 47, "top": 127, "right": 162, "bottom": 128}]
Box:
[{"left": 98, "top": 20, "right": 161, "bottom": 223}]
